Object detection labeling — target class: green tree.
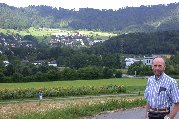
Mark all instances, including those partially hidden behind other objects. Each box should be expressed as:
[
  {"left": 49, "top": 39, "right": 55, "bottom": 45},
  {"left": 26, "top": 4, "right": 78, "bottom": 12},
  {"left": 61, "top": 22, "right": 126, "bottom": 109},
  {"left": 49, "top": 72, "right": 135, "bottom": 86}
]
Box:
[
  {"left": 12, "top": 73, "right": 23, "bottom": 82},
  {"left": 127, "top": 62, "right": 152, "bottom": 76},
  {"left": 0, "top": 72, "right": 5, "bottom": 82},
  {"left": 103, "top": 67, "right": 113, "bottom": 79},
  {"left": 4, "top": 64, "right": 14, "bottom": 76},
  {"left": 22, "top": 66, "right": 32, "bottom": 77},
  {"left": 47, "top": 69, "right": 59, "bottom": 81},
  {"left": 114, "top": 70, "right": 122, "bottom": 78},
  {"left": 62, "top": 68, "right": 78, "bottom": 80}
]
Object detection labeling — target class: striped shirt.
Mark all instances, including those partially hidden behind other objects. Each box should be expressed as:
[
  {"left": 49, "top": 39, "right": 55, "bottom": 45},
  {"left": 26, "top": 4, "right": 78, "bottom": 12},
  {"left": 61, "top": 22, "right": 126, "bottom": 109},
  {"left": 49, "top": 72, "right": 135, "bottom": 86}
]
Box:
[{"left": 144, "top": 73, "right": 179, "bottom": 108}]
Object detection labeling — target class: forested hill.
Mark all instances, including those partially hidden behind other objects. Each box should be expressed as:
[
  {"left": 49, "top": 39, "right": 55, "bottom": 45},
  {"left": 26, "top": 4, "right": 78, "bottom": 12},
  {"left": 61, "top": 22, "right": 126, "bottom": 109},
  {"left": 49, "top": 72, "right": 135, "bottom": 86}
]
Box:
[
  {"left": 90, "top": 31, "right": 179, "bottom": 55},
  {"left": 1, "top": 2, "right": 179, "bottom": 33}
]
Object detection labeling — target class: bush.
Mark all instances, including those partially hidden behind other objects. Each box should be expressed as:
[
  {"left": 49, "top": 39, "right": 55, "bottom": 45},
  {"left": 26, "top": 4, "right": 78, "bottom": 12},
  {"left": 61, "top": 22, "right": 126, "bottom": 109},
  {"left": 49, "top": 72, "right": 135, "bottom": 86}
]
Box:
[
  {"left": 61, "top": 68, "right": 78, "bottom": 80},
  {"left": 115, "top": 70, "right": 122, "bottom": 78},
  {"left": 102, "top": 67, "right": 113, "bottom": 79},
  {"left": 78, "top": 66, "right": 103, "bottom": 80}
]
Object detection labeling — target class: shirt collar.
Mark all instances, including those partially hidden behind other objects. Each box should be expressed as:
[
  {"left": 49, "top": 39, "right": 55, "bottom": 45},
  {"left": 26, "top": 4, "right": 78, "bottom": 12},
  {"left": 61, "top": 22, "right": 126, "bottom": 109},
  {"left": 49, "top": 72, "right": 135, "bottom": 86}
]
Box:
[{"left": 155, "top": 73, "right": 164, "bottom": 81}]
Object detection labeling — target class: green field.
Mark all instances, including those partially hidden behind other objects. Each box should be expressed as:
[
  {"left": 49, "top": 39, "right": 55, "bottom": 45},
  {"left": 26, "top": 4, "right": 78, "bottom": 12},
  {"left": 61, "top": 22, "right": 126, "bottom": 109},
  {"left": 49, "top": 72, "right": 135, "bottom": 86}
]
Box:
[
  {"left": 0, "top": 78, "right": 147, "bottom": 90},
  {"left": 0, "top": 27, "right": 117, "bottom": 40}
]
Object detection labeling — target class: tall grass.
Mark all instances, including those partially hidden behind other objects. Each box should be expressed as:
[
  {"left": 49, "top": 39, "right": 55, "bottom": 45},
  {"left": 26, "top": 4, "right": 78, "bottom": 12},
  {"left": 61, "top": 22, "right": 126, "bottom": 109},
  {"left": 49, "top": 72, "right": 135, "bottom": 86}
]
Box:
[{"left": 16, "top": 98, "right": 146, "bottom": 119}]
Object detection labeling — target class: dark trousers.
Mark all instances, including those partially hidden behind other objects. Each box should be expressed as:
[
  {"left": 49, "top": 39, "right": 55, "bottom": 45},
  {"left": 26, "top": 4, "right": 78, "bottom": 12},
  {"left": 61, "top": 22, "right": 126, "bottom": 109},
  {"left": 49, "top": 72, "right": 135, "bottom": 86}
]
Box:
[
  {"left": 149, "top": 117, "right": 164, "bottom": 119},
  {"left": 148, "top": 111, "right": 169, "bottom": 119}
]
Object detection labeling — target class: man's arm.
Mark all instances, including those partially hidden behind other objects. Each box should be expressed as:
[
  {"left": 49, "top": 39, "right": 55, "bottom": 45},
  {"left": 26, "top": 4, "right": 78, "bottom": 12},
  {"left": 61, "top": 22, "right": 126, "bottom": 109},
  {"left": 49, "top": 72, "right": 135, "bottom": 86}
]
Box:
[
  {"left": 145, "top": 103, "right": 150, "bottom": 119},
  {"left": 168, "top": 102, "right": 179, "bottom": 119}
]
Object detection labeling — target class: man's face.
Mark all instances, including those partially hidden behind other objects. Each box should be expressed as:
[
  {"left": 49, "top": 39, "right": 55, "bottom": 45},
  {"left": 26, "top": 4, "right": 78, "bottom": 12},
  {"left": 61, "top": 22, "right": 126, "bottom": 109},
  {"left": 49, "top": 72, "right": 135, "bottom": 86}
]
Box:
[{"left": 152, "top": 58, "right": 165, "bottom": 78}]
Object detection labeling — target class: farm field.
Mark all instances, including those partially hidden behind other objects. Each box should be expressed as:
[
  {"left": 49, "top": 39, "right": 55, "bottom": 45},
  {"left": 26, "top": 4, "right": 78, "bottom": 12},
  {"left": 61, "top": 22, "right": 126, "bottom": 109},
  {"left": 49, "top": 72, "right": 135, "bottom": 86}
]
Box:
[
  {"left": 0, "top": 78, "right": 147, "bottom": 90},
  {"left": 0, "top": 78, "right": 161, "bottom": 119}
]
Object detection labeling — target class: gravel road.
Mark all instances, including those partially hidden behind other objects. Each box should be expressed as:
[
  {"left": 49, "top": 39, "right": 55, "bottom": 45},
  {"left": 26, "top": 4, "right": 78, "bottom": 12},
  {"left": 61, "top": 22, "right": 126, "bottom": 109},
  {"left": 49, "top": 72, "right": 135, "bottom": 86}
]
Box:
[{"left": 88, "top": 106, "right": 179, "bottom": 119}]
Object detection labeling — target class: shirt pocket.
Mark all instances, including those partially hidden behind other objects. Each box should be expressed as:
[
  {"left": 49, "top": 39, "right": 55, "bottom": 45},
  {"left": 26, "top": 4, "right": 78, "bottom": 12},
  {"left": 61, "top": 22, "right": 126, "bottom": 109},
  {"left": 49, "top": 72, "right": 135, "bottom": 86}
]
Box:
[
  {"left": 158, "top": 91, "right": 167, "bottom": 102},
  {"left": 159, "top": 91, "right": 167, "bottom": 96}
]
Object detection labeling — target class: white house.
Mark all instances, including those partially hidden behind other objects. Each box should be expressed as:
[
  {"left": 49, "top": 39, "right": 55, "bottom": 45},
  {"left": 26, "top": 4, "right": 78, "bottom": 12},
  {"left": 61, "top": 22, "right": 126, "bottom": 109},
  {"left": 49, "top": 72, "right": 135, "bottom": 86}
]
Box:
[
  {"left": 143, "top": 56, "right": 154, "bottom": 65},
  {"left": 125, "top": 55, "right": 159, "bottom": 67},
  {"left": 48, "top": 62, "right": 57, "bottom": 67},
  {"left": 125, "top": 58, "right": 135, "bottom": 67},
  {"left": 125, "top": 58, "right": 141, "bottom": 67},
  {"left": 3, "top": 60, "right": 10, "bottom": 66},
  {"left": 32, "top": 61, "right": 44, "bottom": 65}
]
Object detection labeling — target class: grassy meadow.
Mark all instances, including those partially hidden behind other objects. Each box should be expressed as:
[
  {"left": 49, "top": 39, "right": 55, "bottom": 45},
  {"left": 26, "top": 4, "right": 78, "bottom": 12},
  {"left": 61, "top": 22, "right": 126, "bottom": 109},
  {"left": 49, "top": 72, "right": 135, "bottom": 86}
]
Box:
[
  {"left": 0, "top": 78, "right": 147, "bottom": 90},
  {"left": 0, "top": 27, "right": 117, "bottom": 41}
]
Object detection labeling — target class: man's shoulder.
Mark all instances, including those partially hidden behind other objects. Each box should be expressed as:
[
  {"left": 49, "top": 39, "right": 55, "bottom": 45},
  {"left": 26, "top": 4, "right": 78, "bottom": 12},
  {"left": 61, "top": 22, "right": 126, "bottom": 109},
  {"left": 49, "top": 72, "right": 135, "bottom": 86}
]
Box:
[
  {"left": 148, "top": 75, "right": 155, "bottom": 80},
  {"left": 163, "top": 73, "right": 177, "bottom": 83},
  {"left": 147, "top": 75, "right": 155, "bottom": 83}
]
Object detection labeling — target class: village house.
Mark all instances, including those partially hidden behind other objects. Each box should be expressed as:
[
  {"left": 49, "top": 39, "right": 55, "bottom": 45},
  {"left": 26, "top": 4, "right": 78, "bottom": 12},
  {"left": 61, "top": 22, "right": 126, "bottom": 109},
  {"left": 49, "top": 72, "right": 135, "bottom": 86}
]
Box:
[
  {"left": 125, "top": 55, "right": 158, "bottom": 67},
  {"left": 143, "top": 56, "right": 154, "bottom": 65},
  {"left": 3, "top": 60, "right": 10, "bottom": 66}
]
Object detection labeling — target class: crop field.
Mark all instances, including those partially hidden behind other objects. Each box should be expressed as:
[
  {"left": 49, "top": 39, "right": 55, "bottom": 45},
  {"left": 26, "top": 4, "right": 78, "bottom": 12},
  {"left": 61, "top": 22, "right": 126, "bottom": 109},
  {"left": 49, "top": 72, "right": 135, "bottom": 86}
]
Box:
[{"left": 0, "top": 78, "right": 147, "bottom": 90}]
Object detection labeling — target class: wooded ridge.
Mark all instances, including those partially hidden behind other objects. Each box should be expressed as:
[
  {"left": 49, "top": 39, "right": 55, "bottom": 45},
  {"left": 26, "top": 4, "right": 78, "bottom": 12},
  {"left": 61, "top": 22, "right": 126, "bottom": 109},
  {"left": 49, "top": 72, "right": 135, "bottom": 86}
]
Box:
[{"left": 1, "top": 2, "right": 179, "bottom": 33}]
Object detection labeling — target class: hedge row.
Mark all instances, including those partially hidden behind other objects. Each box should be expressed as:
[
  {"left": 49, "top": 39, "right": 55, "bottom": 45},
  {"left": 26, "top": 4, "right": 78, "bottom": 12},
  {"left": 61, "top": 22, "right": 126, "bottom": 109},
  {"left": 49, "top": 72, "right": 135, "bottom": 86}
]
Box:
[{"left": 1, "top": 66, "right": 122, "bottom": 83}]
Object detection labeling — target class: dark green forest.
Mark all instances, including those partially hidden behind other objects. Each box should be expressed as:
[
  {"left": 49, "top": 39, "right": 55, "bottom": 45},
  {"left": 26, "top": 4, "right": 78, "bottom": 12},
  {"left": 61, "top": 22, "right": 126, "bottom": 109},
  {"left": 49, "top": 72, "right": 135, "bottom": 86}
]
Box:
[
  {"left": 91, "top": 31, "right": 179, "bottom": 54},
  {"left": 1, "top": 2, "right": 179, "bottom": 33}
]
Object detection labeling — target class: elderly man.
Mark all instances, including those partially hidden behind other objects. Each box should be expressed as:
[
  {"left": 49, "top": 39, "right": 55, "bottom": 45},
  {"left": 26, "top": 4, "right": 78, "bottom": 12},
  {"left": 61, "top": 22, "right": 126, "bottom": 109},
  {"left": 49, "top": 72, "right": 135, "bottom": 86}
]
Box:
[{"left": 144, "top": 56, "right": 179, "bottom": 119}]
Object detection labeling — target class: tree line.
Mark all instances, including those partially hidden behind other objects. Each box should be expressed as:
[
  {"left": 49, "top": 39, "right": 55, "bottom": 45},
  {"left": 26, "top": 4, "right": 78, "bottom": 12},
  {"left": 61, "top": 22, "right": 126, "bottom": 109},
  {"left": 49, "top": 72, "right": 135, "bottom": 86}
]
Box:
[
  {"left": 1, "top": 2, "right": 179, "bottom": 32},
  {"left": 0, "top": 61, "right": 122, "bottom": 83}
]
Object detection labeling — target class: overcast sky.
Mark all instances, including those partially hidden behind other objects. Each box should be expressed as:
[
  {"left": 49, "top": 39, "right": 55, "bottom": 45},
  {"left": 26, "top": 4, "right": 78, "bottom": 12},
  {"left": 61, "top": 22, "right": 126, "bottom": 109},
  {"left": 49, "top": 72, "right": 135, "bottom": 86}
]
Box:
[{"left": 1, "top": 0, "right": 179, "bottom": 10}]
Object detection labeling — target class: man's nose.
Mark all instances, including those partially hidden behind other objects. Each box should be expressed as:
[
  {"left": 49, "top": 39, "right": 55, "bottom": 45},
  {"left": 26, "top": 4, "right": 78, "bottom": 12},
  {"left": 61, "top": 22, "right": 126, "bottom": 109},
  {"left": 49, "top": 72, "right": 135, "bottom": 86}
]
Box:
[{"left": 156, "top": 66, "right": 160, "bottom": 69}]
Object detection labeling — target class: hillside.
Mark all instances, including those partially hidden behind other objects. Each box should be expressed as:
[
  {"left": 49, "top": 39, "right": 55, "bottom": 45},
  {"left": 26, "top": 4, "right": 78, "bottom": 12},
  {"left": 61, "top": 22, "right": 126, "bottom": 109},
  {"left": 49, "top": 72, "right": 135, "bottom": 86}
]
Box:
[
  {"left": 1, "top": 3, "right": 179, "bottom": 33},
  {"left": 91, "top": 30, "right": 179, "bottom": 55}
]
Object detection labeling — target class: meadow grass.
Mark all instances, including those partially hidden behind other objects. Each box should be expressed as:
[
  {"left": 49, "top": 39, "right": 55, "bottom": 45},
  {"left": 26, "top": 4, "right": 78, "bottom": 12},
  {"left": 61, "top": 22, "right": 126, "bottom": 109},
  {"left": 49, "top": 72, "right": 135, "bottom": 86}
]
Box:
[
  {"left": 15, "top": 96, "right": 146, "bottom": 119},
  {"left": 0, "top": 78, "right": 147, "bottom": 90},
  {"left": 0, "top": 27, "right": 116, "bottom": 39}
]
